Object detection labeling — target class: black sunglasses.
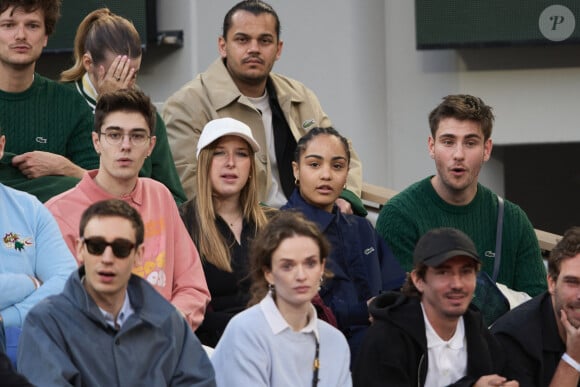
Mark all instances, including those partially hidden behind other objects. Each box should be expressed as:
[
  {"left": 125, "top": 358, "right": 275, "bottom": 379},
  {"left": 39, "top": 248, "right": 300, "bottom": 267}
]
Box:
[{"left": 82, "top": 237, "right": 136, "bottom": 258}]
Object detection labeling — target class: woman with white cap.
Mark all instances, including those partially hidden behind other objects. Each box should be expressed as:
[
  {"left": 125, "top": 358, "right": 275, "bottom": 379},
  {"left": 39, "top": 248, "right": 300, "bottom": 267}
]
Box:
[{"left": 180, "top": 117, "right": 272, "bottom": 347}]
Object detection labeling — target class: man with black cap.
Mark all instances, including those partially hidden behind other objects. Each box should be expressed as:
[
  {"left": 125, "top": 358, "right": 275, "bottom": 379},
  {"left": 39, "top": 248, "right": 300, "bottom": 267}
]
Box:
[{"left": 353, "top": 227, "right": 518, "bottom": 387}]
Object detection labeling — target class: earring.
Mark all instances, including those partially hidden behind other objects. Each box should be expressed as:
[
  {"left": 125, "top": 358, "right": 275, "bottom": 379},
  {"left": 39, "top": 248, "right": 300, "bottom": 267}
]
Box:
[
  {"left": 268, "top": 283, "right": 275, "bottom": 292},
  {"left": 294, "top": 178, "right": 299, "bottom": 186},
  {"left": 318, "top": 276, "right": 323, "bottom": 291}
]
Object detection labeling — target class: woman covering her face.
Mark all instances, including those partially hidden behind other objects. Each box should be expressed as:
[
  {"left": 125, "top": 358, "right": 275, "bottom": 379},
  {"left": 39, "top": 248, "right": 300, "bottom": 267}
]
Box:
[
  {"left": 211, "top": 211, "right": 352, "bottom": 387},
  {"left": 281, "top": 127, "right": 406, "bottom": 365},
  {"left": 59, "top": 8, "right": 186, "bottom": 204},
  {"left": 179, "top": 118, "right": 272, "bottom": 347}
]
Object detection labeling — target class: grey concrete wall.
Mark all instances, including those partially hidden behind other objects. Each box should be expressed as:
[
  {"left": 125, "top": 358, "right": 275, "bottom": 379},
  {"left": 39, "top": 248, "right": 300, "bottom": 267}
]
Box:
[{"left": 39, "top": 0, "right": 580, "bottom": 201}]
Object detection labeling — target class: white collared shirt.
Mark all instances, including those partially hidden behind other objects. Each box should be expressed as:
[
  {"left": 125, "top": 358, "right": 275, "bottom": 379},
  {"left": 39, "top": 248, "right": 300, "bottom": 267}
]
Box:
[
  {"left": 98, "top": 291, "right": 134, "bottom": 330},
  {"left": 421, "top": 303, "right": 467, "bottom": 387},
  {"left": 260, "top": 291, "right": 320, "bottom": 342}
]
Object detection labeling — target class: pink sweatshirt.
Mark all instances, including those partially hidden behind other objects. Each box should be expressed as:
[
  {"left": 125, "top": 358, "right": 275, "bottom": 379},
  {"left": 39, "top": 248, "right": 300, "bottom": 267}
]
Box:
[{"left": 46, "top": 170, "right": 210, "bottom": 330}]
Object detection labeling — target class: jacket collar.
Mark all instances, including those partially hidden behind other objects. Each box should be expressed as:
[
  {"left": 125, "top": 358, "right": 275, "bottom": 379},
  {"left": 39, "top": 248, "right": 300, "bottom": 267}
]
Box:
[
  {"left": 79, "top": 170, "right": 144, "bottom": 207},
  {"left": 64, "top": 266, "right": 174, "bottom": 330},
  {"left": 203, "top": 58, "right": 305, "bottom": 111},
  {"left": 282, "top": 189, "right": 340, "bottom": 231}
]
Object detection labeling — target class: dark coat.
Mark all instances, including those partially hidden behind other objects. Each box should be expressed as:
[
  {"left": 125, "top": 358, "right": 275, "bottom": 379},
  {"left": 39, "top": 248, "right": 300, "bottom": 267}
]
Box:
[
  {"left": 353, "top": 291, "right": 506, "bottom": 387},
  {"left": 491, "top": 292, "right": 575, "bottom": 387}
]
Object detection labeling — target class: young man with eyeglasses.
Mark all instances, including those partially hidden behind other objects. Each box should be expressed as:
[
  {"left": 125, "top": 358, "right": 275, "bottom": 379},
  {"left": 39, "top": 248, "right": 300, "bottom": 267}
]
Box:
[
  {"left": 18, "top": 199, "right": 216, "bottom": 386},
  {"left": 46, "top": 89, "right": 210, "bottom": 331}
]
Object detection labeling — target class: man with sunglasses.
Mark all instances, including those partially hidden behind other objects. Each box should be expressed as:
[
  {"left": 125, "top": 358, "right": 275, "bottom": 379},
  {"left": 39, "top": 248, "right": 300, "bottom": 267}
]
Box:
[
  {"left": 46, "top": 89, "right": 210, "bottom": 331},
  {"left": 18, "top": 199, "right": 216, "bottom": 386}
]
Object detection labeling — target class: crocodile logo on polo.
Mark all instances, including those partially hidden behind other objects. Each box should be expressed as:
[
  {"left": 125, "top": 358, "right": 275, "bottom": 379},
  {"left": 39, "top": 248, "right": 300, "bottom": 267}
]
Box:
[
  {"left": 302, "top": 119, "right": 316, "bottom": 129},
  {"left": 3, "top": 232, "right": 33, "bottom": 252}
]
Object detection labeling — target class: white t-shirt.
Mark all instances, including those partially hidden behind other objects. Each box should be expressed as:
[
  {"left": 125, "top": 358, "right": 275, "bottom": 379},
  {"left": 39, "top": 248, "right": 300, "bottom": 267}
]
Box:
[{"left": 248, "top": 92, "right": 287, "bottom": 208}]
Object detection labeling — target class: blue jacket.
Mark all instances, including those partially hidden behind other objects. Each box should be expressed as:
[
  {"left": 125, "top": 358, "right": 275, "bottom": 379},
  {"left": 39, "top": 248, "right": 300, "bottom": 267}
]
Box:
[
  {"left": 282, "top": 190, "right": 405, "bottom": 359},
  {"left": 18, "top": 268, "right": 216, "bottom": 387}
]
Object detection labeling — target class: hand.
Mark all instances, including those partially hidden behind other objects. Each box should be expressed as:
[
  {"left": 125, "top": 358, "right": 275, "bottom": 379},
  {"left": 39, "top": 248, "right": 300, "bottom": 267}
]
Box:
[
  {"left": 28, "top": 275, "right": 42, "bottom": 289},
  {"left": 367, "top": 296, "right": 376, "bottom": 323},
  {"left": 474, "top": 374, "right": 519, "bottom": 387},
  {"left": 561, "top": 309, "right": 580, "bottom": 361},
  {"left": 12, "top": 151, "right": 84, "bottom": 178},
  {"left": 96, "top": 55, "right": 136, "bottom": 94},
  {"left": 335, "top": 198, "right": 353, "bottom": 214}
]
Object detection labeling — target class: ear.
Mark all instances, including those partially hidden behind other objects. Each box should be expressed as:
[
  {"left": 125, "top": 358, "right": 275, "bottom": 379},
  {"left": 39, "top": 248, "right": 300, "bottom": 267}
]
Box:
[
  {"left": 411, "top": 269, "right": 425, "bottom": 293},
  {"left": 82, "top": 52, "right": 93, "bottom": 72},
  {"left": 147, "top": 136, "right": 157, "bottom": 157},
  {"left": 133, "top": 244, "right": 145, "bottom": 267},
  {"left": 263, "top": 267, "right": 274, "bottom": 287},
  {"left": 76, "top": 238, "right": 85, "bottom": 265},
  {"left": 428, "top": 136, "right": 435, "bottom": 159},
  {"left": 275, "top": 40, "right": 283, "bottom": 61},
  {"left": 547, "top": 273, "right": 556, "bottom": 295},
  {"left": 292, "top": 161, "right": 299, "bottom": 181},
  {"left": 92, "top": 131, "right": 101, "bottom": 155},
  {"left": 218, "top": 36, "right": 227, "bottom": 59},
  {"left": 483, "top": 138, "right": 493, "bottom": 162}
]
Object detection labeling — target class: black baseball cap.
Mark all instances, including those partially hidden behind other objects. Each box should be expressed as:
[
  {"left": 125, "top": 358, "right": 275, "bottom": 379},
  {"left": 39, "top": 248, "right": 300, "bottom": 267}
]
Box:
[{"left": 413, "top": 227, "right": 481, "bottom": 267}]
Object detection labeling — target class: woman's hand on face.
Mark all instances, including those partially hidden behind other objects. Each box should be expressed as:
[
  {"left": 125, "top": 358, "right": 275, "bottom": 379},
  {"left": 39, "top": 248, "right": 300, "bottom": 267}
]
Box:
[{"left": 96, "top": 55, "right": 136, "bottom": 94}]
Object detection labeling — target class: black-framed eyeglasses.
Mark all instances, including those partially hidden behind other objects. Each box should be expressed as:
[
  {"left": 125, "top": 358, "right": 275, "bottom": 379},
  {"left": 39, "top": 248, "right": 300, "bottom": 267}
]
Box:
[
  {"left": 100, "top": 130, "right": 151, "bottom": 146},
  {"left": 81, "top": 237, "right": 136, "bottom": 258}
]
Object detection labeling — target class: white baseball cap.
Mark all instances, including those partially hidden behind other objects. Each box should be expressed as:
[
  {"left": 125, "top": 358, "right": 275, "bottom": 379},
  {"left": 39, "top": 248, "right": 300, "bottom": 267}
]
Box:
[{"left": 196, "top": 117, "right": 261, "bottom": 159}]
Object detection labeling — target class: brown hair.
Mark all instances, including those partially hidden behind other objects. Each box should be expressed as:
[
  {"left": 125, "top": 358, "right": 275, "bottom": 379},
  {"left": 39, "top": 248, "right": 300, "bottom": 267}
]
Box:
[
  {"left": 401, "top": 264, "right": 428, "bottom": 298},
  {"left": 0, "top": 0, "right": 61, "bottom": 35},
  {"left": 60, "top": 8, "right": 141, "bottom": 82},
  {"left": 548, "top": 227, "right": 580, "bottom": 281},
  {"left": 248, "top": 211, "right": 330, "bottom": 306},
  {"left": 79, "top": 199, "right": 144, "bottom": 246},
  {"left": 94, "top": 88, "right": 156, "bottom": 136},
  {"left": 428, "top": 94, "right": 494, "bottom": 141}
]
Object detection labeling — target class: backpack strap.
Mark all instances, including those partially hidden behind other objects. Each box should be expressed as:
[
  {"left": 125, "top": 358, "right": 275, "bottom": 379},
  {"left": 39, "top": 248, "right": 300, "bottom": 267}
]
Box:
[{"left": 493, "top": 196, "right": 504, "bottom": 281}]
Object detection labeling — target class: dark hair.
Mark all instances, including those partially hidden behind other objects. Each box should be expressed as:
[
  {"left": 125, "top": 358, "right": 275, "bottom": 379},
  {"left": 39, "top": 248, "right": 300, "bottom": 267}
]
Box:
[
  {"left": 548, "top": 227, "right": 580, "bottom": 281},
  {"left": 294, "top": 126, "right": 351, "bottom": 164},
  {"left": 248, "top": 211, "right": 330, "bottom": 306},
  {"left": 94, "top": 88, "right": 156, "bottom": 135},
  {"left": 0, "top": 0, "right": 61, "bottom": 36},
  {"left": 79, "top": 199, "right": 144, "bottom": 246},
  {"left": 428, "top": 94, "right": 494, "bottom": 141},
  {"left": 222, "top": 0, "right": 280, "bottom": 40},
  {"left": 60, "top": 8, "right": 141, "bottom": 82},
  {"left": 401, "top": 264, "right": 428, "bottom": 298}
]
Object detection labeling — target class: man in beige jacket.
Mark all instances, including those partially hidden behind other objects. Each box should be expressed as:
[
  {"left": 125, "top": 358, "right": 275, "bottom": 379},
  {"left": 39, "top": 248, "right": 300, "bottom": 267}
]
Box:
[{"left": 163, "top": 0, "right": 364, "bottom": 215}]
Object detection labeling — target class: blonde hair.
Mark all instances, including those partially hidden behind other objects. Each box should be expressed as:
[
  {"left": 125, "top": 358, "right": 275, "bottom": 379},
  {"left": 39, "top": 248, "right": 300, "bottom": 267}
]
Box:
[
  {"left": 60, "top": 8, "right": 141, "bottom": 82},
  {"left": 195, "top": 139, "right": 268, "bottom": 272}
]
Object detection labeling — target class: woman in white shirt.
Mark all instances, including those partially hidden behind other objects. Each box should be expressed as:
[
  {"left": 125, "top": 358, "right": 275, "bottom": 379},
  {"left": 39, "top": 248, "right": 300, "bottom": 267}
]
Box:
[{"left": 211, "top": 211, "right": 352, "bottom": 387}]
